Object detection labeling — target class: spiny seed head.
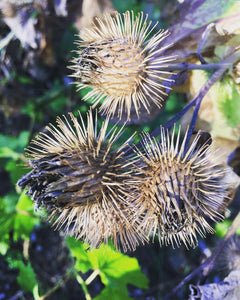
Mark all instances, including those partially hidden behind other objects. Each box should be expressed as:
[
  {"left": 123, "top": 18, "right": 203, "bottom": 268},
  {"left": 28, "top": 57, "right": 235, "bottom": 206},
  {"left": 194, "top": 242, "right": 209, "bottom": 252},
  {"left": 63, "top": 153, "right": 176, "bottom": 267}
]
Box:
[
  {"left": 71, "top": 10, "right": 175, "bottom": 122},
  {"left": 133, "top": 127, "right": 228, "bottom": 248},
  {"left": 17, "top": 110, "right": 144, "bottom": 252}
]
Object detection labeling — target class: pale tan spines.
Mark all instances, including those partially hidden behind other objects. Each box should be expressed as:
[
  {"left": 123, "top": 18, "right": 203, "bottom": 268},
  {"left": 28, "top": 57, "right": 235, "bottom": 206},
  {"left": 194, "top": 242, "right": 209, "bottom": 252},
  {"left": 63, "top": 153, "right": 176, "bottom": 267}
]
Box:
[
  {"left": 133, "top": 127, "right": 228, "bottom": 248},
  {"left": 71, "top": 11, "right": 175, "bottom": 121},
  {"left": 18, "top": 110, "right": 145, "bottom": 252}
]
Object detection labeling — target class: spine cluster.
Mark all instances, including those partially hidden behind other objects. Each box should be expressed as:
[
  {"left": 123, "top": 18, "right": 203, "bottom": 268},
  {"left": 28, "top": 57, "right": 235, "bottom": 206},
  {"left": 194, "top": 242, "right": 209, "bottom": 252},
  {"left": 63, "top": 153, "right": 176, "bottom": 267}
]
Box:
[{"left": 18, "top": 11, "right": 232, "bottom": 252}]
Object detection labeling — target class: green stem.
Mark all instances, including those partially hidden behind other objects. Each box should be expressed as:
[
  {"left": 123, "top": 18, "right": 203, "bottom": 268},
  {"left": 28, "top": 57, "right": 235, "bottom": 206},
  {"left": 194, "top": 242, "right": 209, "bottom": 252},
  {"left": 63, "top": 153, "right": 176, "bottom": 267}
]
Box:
[
  {"left": 39, "top": 270, "right": 73, "bottom": 300},
  {"left": 76, "top": 274, "right": 92, "bottom": 300},
  {"left": 85, "top": 269, "right": 100, "bottom": 285}
]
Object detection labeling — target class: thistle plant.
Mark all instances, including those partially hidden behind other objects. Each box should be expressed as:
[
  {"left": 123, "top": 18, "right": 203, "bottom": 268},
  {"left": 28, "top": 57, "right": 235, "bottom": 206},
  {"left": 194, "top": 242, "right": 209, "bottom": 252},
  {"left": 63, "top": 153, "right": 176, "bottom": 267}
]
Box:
[
  {"left": 17, "top": 110, "right": 144, "bottom": 252},
  {"left": 71, "top": 10, "right": 175, "bottom": 122},
  {"left": 133, "top": 127, "right": 228, "bottom": 248}
]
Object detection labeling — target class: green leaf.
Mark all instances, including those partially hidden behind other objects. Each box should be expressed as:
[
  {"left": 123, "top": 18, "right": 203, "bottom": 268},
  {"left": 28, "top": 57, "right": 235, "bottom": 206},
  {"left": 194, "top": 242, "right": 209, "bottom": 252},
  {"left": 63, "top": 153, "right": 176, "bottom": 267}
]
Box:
[
  {"left": 16, "top": 261, "right": 38, "bottom": 293},
  {"left": 0, "top": 131, "right": 30, "bottom": 153},
  {"left": 5, "top": 159, "right": 27, "bottom": 186},
  {"left": 0, "top": 147, "right": 20, "bottom": 159},
  {"left": 13, "top": 192, "right": 39, "bottom": 241},
  {"left": 17, "top": 75, "right": 34, "bottom": 84},
  {"left": 0, "top": 195, "right": 15, "bottom": 238},
  {"left": 7, "top": 257, "right": 38, "bottom": 293},
  {"left": 215, "top": 219, "right": 232, "bottom": 238},
  {"left": 94, "top": 285, "right": 132, "bottom": 300},
  {"left": 3, "top": 192, "right": 19, "bottom": 214},
  {"left": 66, "top": 237, "right": 149, "bottom": 299},
  {"left": 66, "top": 237, "right": 92, "bottom": 273},
  {"left": 0, "top": 239, "right": 10, "bottom": 255},
  {"left": 92, "top": 245, "right": 148, "bottom": 299},
  {"left": 178, "top": 0, "right": 240, "bottom": 30},
  {"left": 217, "top": 77, "right": 240, "bottom": 127},
  {"left": 215, "top": 219, "right": 240, "bottom": 238}
]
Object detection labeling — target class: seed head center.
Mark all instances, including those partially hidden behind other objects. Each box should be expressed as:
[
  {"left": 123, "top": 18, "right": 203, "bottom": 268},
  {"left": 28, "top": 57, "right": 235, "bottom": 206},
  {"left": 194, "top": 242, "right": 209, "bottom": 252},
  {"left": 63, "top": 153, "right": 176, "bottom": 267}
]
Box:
[{"left": 90, "top": 39, "right": 145, "bottom": 97}]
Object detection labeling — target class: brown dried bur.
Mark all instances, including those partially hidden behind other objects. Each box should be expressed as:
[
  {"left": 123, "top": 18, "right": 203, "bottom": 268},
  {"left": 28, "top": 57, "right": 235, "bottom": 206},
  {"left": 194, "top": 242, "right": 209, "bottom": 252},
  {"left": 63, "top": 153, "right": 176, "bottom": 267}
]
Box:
[
  {"left": 18, "top": 110, "right": 145, "bottom": 252},
  {"left": 70, "top": 11, "right": 176, "bottom": 123},
  {"left": 133, "top": 126, "right": 230, "bottom": 248}
]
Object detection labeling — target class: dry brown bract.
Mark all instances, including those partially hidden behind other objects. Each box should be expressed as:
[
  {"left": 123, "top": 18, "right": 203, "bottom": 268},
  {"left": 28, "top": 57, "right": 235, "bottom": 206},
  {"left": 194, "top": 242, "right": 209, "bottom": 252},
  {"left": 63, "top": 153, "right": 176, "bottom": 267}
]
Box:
[
  {"left": 133, "top": 127, "right": 229, "bottom": 248},
  {"left": 71, "top": 11, "right": 175, "bottom": 121},
  {"left": 17, "top": 110, "right": 143, "bottom": 252}
]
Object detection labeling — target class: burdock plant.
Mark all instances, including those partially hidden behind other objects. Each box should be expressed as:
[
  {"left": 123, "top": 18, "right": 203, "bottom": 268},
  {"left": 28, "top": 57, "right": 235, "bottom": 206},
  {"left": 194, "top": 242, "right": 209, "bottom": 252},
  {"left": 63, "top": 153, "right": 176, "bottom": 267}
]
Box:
[
  {"left": 17, "top": 9, "right": 240, "bottom": 254},
  {"left": 71, "top": 10, "right": 175, "bottom": 122},
  {"left": 17, "top": 110, "right": 143, "bottom": 252},
  {"left": 133, "top": 127, "right": 228, "bottom": 248}
]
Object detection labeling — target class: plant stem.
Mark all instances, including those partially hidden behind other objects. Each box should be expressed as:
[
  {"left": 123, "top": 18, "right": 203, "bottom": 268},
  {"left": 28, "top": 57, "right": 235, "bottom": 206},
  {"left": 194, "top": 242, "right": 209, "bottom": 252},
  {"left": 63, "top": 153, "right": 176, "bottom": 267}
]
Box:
[
  {"left": 163, "top": 210, "right": 240, "bottom": 300},
  {"left": 151, "top": 48, "right": 240, "bottom": 138},
  {"left": 85, "top": 269, "right": 100, "bottom": 285},
  {"left": 76, "top": 274, "right": 92, "bottom": 300},
  {"left": 162, "top": 62, "right": 219, "bottom": 71},
  {"left": 184, "top": 48, "right": 240, "bottom": 148},
  {"left": 39, "top": 270, "right": 73, "bottom": 300}
]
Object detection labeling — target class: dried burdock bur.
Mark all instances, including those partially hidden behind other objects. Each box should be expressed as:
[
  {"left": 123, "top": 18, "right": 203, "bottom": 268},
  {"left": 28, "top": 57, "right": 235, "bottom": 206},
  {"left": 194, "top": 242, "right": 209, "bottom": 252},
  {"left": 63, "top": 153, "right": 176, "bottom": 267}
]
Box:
[
  {"left": 18, "top": 110, "right": 144, "bottom": 252},
  {"left": 133, "top": 126, "right": 230, "bottom": 248},
  {"left": 70, "top": 10, "right": 176, "bottom": 123}
]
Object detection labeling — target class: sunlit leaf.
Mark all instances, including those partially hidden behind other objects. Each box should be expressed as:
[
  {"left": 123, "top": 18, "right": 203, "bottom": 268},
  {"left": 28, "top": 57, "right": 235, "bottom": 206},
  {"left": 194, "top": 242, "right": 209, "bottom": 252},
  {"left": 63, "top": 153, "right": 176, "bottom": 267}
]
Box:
[
  {"left": 3, "top": 192, "right": 18, "bottom": 214},
  {"left": 13, "top": 192, "right": 39, "bottom": 241},
  {"left": 5, "top": 159, "right": 27, "bottom": 186},
  {"left": 215, "top": 219, "right": 233, "bottom": 238},
  {"left": 16, "top": 261, "right": 38, "bottom": 293},
  {"left": 0, "top": 239, "right": 10, "bottom": 255},
  {"left": 217, "top": 77, "right": 240, "bottom": 127},
  {"left": 189, "top": 70, "right": 240, "bottom": 143},
  {"left": 66, "top": 237, "right": 92, "bottom": 273},
  {"left": 0, "top": 131, "right": 30, "bottom": 153},
  {"left": 0, "top": 196, "right": 15, "bottom": 238},
  {"left": 0, "top": 147, "right": 20, "bottom": 159},
  {"left": 66, "top": 237, "right": 148, "bottom": 299},
  {"left": 215, "top": 219, "right": 240, "bottom": 238}
]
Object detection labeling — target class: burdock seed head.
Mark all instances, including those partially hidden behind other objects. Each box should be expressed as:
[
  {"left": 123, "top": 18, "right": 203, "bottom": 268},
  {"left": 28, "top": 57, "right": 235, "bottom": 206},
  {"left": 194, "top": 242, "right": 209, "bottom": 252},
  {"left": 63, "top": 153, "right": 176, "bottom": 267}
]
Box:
[
  {"left": 134, "top": 127, "right": 228, "bottom": 248},
  {"left": 17, "top": 110, "right": 143, "bottom": 251},
  {"left": 71, "top": 10, "right": 175, "bottom": 122}
]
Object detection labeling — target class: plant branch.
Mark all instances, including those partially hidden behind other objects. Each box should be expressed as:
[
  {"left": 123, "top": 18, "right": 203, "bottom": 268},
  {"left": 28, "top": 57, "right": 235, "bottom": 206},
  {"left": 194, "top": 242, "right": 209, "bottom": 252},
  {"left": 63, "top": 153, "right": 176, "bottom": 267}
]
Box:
[
  {"left": 39, "top": 270, "right": 73, "bottom": 300},
  {"left": 151, "top": 48, "right": 240, "bottom": 138},
  {"left": 163, "top": 210, "right": 240, "bottom": 300},
  {"left": 85, "top": 269, "right": 100, "bottom": 285},
  {"left": 76, "top": 273, "right": 92, "bottom": 300},
  {"left": 162, "top": 62, "right": 219, "bottom": 71}
]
